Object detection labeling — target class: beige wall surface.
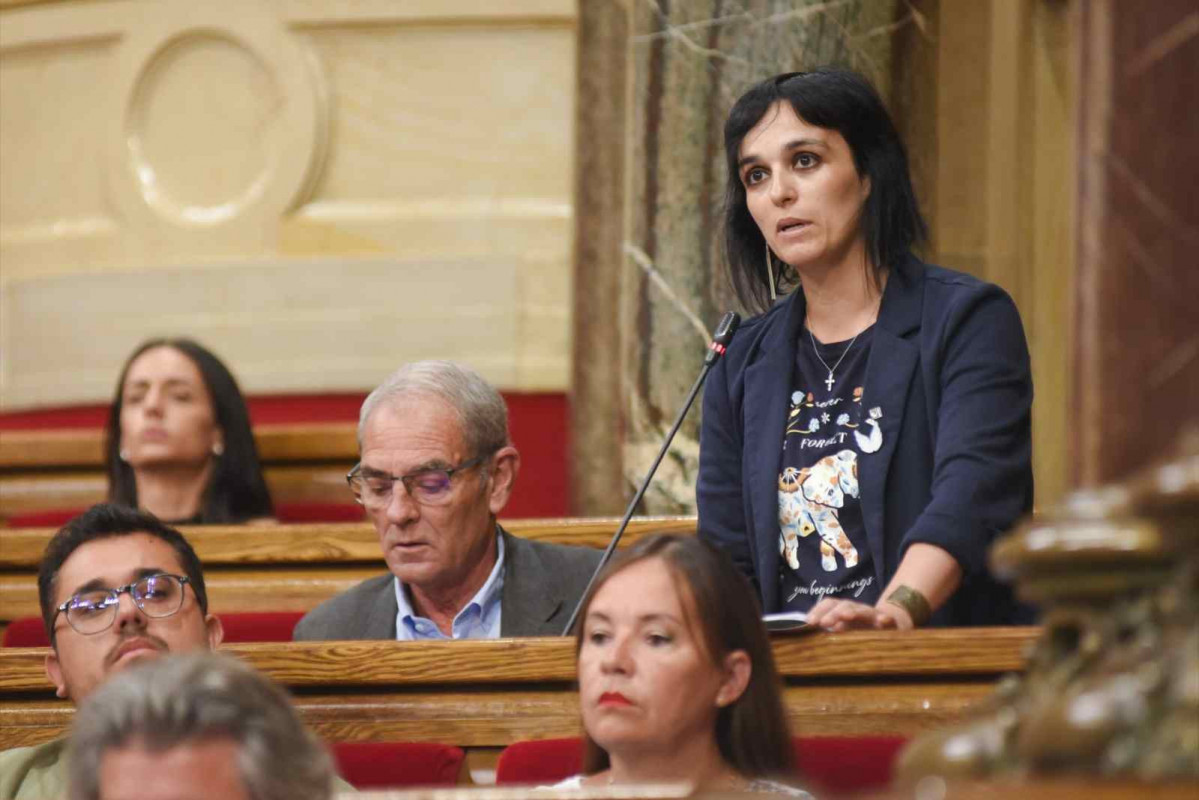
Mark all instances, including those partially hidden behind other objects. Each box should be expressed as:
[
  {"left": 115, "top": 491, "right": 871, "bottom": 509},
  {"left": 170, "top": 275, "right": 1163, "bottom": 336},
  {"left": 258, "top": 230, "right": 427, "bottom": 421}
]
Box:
[
  {"left": 0, "top": 0, "right": 576, "bottom": 408},
  {"left": 907, "top": 0, "right": 1076, "bottom": 506}
]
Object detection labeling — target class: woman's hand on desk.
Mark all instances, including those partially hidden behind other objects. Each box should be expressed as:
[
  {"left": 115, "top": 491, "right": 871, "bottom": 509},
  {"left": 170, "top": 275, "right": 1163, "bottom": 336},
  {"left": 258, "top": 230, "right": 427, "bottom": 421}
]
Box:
[{"left": 805, "top": 598, "right": 915, "bottom": 631}]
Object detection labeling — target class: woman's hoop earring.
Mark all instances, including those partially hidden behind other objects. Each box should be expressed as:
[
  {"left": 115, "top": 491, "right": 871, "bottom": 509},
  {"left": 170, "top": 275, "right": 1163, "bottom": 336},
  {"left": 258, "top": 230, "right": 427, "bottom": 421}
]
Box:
[{"left": 764, "top": 243, "right": 778, "bottom": 302}]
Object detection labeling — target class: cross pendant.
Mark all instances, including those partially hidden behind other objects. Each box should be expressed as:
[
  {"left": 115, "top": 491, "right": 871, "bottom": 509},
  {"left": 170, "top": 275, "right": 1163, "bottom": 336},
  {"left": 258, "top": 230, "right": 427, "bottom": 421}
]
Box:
[{"left": 824, "top": 372, "right": 835, "bottom": 392}]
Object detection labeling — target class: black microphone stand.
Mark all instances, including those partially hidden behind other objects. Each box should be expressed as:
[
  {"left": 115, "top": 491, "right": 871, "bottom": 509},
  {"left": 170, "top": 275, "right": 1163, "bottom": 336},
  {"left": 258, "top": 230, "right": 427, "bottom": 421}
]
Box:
[{"left": 561, "top": 312, "right": 740, "bottom": 635}]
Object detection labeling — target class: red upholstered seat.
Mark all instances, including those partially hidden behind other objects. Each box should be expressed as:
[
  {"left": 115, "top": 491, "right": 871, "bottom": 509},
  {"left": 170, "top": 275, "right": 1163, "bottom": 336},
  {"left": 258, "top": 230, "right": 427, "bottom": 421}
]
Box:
[
  {"left": 1, "top": 617, "right": 48, "bottom": 648},
  {"left": 793, "top": 735, "right": 907, "bottom": 795},
  {"left": 494, "top": 735, "right": 907, "bottom": 792},
  {"left": 214, "top": 611, "right": 305, "bottom": 643},
  {"left": 330, "top": 741, "right": 464, "bottom": 788},
  {"left": 274, "top": 503, "right": 365, "bottom": 523},
  {"left": 2, "top": 611, "right": 305, "bottom": 648},
  {"left": 495, "top": 737, "right": 582, "bottom": 783},
  {"left": 4, "top": 509, "right": 83, "bottom": 528}
]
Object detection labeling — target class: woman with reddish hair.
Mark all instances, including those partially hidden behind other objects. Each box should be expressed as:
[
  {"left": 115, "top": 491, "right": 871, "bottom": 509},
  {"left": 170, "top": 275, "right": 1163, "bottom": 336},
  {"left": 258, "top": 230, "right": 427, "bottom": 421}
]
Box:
[{"left": 560, "top": 534, "right": 810, "bottom": 795}]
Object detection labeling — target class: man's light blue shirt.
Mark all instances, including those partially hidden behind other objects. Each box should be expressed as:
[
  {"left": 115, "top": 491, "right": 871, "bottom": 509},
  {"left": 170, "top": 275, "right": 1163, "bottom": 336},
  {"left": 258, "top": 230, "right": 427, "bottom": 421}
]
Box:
[{"left": 393, "top": 532, "right": 504, "bottom": 640}]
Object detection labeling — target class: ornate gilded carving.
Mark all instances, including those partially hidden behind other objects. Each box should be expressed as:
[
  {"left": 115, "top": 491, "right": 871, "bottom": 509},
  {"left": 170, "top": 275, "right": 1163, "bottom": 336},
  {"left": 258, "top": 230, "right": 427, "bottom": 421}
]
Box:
[{"left": 898, "top": 443, "right": 1199, "bottom": 781}]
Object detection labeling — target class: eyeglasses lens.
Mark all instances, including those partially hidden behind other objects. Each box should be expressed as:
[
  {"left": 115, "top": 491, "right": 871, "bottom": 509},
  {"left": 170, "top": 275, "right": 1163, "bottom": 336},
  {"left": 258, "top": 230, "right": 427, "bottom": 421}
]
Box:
[
  {"left": 357, "top": 475, "right": 393, "bottom": 506},
  {"left": 64, "top": 575, "right": 185, "bottom": 635},
  {"left": 134, "top": 575, "right": 184, "bottom": 616},
  {"left": 410, "top": 472, "right": 453, "bottom": 502},
  {"left": 353, "top": 470, "right": 456, "bottom": 507},
  {"left": 66, "top": 592, "right": 118, "bottom": 634}
]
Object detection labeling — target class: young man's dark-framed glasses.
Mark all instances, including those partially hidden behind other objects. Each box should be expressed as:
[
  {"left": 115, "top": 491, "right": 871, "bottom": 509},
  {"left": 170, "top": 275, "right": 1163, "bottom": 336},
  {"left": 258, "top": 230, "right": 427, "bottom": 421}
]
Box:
[
  {"left": 53, "top": 573, "right": 191, "bottom": 636},
  {"left": 346, "top": 454, "right": 489, "bottom": 508}
]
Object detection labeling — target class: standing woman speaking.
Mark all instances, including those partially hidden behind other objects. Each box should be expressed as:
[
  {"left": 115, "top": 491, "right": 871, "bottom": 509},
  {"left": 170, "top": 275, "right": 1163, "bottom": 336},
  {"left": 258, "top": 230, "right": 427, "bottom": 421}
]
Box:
[{"left": 697, "top": 69, "right": 1034, "bottom": 630}]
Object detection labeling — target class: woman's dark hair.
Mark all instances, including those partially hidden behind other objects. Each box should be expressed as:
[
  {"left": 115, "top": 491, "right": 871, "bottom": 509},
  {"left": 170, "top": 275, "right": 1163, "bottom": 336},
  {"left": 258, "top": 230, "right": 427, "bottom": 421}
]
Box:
[
  {"left": 104, "top": 338, "right": 273, "bottom": 524},
  {"left": 38, "top": 503, "right": 209, "bottom": 647},
  {"left": 723, "top": 67, "right": 927, "bottom": 313},
  {"left": 575, "top": 534, "right": 794, "bottom": 778}
]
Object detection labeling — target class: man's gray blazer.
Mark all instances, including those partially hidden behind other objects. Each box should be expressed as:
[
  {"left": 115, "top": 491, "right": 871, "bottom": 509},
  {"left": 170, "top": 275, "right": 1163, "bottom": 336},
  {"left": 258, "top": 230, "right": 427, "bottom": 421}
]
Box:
[{"left": 292, "top": 526, "right": 603, "bottom": 640}]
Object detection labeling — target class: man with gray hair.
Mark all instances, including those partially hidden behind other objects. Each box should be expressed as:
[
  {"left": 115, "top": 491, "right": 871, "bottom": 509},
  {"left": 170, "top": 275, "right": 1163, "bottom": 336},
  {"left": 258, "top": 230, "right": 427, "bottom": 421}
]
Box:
[
  {"left": 294, "top": 360, "right": 600, "bottom": 641},
  {"left": 68, "top": 653, "right": 337, "bottom": 800}
]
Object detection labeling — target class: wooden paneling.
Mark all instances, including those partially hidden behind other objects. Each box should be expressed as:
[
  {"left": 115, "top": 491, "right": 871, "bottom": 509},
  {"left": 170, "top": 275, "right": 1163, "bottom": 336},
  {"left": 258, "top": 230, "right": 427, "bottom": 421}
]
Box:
[
  {"left": 1074, "top": 0, "right": 1199, "bottom": 484},
  {"left": 0, "top": 629, "right": 1039, "bottom": 749},
  {"left": 0, "top": 422, "right": 359, "bottom": 469},
  {"left": 0, "top": 628, "right": 1037, "bottom": 691},
  {"left": 0, "top": 422, "right": 361, "bottom": 520},
  {"left": 1, "top": 683, "right": 996, "bottom": 752},
  {"left": 570, "top": 0, "right": 629, "bottom": 516},
  {"left": 891, "top": 0, "right": 1077, "bottom": 507},
  {"left": 0, "top": 516, "right": 696, "bottom": 568},
  {"left": 0, "top": 567, "right": 377, "bottom": 620},
  {"left": 0, "top": 517, "right": 697, "bottom": 622},
  {"left": 0, "top": 472, "right": 108, "bottom": 517},
  {"left": 0, "top": 465, "right": 353, "bottom": 518}
]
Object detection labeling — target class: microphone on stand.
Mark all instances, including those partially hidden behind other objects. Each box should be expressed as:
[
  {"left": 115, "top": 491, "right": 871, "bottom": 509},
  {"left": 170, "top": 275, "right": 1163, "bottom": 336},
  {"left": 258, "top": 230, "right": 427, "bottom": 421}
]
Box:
[{"left": 561, "top": 311, "right": 741, "bottom": 635}]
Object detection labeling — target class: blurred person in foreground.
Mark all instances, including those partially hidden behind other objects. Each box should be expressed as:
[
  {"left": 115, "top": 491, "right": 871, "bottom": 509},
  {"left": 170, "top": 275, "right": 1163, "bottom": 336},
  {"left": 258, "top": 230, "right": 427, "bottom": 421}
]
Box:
[
  {"left": 0, "top": 504, "right": 222, "bottom": 797},
  {"left": 106, "top": 338, "right": 273, "bottom": 524},
  {"left": 294, "top": 360, "right": 600, "bottom": 641},
  {"left": 67, "top": 653, "right": 335, "bottom": 800},
  {"left": 558, "top": 534, "right": 812, "bottom": 796}
]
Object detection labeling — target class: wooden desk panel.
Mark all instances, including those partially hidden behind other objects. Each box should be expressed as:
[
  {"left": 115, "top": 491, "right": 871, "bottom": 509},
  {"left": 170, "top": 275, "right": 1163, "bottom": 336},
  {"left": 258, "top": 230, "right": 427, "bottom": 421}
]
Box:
[
  {"left": 0, "top": 567, "right": 379, "bottom": 621},
  {"left": 0, "top": 423, "right": 358, "bottom": 469},
  {"left": 0, "top": 630, "right": 1036, "bottom": 749},
  {"left": 0, "top": 630, "right": 1034, "bottom": 691},
  {"left": 0, "top": 423, "right": 353, "bottom": 520},
  {"left": 1, "top": 682, "right": 996, "bottom": 751},
  {"left": 0, "top": 464, "right": 354, "bottom": 518},
  {"left": 0, "top": 517, "right": 697, "bottom": 569},
  {"left": 0, "top": 517, "right": 697, "bottom": 623}
]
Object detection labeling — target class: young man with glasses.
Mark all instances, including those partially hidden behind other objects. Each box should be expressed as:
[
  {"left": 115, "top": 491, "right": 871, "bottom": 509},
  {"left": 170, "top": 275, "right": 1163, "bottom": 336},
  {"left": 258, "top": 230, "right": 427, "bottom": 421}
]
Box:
[
  {"left": 0, "top": 503, "right": 222, "bottom": 797},
  {"left": 294, "top": 360, "right": 602, "bottom": 642}
]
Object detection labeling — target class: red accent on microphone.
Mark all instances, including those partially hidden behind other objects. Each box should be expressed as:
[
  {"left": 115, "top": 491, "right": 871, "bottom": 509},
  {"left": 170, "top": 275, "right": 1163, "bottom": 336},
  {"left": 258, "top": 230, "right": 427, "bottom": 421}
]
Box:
[{"left": 709, "top": 342, "right": 727, "bottom": 355}]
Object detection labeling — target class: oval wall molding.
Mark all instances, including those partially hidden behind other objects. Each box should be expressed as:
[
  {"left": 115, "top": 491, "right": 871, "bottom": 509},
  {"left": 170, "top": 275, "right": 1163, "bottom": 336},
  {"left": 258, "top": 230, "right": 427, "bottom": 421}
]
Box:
[{"left": 107, "top": 0, "right": 328, "bottom": 235}]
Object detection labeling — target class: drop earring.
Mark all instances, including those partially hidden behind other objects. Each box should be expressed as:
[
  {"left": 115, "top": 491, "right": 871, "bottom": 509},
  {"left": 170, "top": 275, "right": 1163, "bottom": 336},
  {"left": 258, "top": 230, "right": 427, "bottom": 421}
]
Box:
[{"left": 764, "top": 243, "right": 778, "bottom": 302}]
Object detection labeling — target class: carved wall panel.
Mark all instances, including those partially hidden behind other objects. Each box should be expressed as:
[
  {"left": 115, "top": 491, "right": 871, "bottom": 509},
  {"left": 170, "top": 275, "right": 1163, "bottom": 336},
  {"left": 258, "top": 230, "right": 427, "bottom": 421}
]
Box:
[
  {"left": 0, "top": 0, "right": 576, "bottom": 407},
  {"left": 1074, "top": 0, "right": 1199, "bottom": 484}
]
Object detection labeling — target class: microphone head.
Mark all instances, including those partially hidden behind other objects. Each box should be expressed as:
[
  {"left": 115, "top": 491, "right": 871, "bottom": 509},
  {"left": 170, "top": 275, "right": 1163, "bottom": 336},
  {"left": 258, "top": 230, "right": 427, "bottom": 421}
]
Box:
[
  {"left": 704, "top": 312, "right": 742, "bottom": 365},
  {"left": 713, "top": 312, "right": 741, "bottom": 345}
]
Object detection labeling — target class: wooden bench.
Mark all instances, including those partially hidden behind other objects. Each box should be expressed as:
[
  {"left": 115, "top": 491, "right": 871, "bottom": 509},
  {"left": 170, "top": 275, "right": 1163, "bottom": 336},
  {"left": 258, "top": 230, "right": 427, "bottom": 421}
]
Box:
[
  {"left": 0, "top": 423, "right": 360, "bottom": 523},
  {"left": 0, "top": 629, "right": 1037, "bottom": 752},
  {"left": 0, "top": 517, "right": 698, "bottom": 625}
]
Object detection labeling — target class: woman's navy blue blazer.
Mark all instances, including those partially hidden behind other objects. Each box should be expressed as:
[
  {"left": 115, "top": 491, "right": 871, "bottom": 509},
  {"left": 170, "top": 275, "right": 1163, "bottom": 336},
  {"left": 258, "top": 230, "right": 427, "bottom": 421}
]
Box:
[{"left": 697, "top": 256, "right": 1035, "bottom": 626}]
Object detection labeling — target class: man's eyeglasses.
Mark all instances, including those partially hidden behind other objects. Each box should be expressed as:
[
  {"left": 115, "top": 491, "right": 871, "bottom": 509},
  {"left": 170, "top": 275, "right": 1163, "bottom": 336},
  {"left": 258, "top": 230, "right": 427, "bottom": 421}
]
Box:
[
  {"left": 53, "top": 573, "right": 191, "bottom": 636},
  {"left": 346, "top": 454, "right": 490, "bottom": 508}
]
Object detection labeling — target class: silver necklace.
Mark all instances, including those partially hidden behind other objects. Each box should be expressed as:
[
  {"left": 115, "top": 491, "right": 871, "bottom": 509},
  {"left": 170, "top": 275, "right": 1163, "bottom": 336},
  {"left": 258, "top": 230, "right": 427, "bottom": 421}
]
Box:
[{"left": 809, "top": 326, "right": 861, "bottom": 392}]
